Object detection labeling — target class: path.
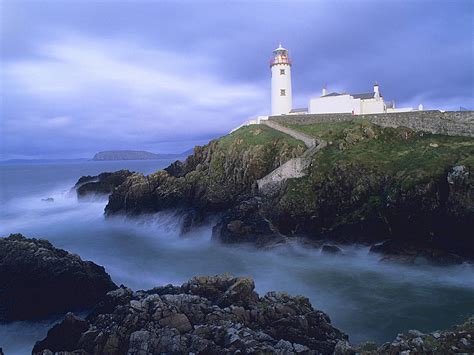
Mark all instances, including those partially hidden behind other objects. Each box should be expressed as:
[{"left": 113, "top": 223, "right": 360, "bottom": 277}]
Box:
[{"left": 257, "top": 120, "right": 326, "bottom": 194}]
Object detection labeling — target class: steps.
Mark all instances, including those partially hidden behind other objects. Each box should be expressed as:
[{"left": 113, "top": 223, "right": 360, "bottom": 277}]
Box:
[
  {"left": 257, "top": 120, "right": 326, "bottom": 194},
  {"left": 261, "top": 120, "right": 316, "bottom": 148}
]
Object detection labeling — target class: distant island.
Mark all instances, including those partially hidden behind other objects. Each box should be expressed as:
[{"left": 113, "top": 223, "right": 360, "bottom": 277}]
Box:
[{"left": 92, "top": 149, "right": 192, "bottom": 161}]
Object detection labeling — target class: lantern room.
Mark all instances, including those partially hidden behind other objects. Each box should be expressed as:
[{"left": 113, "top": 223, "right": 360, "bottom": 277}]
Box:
[{"left": 270, "top": 43, "right": 292, "bottom": 67}]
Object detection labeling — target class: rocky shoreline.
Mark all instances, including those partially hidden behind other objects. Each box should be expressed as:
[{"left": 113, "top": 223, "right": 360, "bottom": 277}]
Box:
[
  {"left": 74, "top": 170, "right": 134, "bottom": 199},
  {"left": 0, "top": 234, "right": 116, "bottom": 321},
  {"left": 74, "top": 122, "right": 474, "bottom": 264},
  {"left": 1, "top": 234, "right": 472, "bottom": 354},
  {"left": 33, "top": 274, "right": 348, "bottom": 354}
]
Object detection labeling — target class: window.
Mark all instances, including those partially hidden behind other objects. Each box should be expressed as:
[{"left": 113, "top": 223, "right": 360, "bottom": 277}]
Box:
[
  {"left": 280, "top": 89, "right": 286, "bottom": 96},
  {"left": 280, "top": 69, "right": 285, "bottom": 75}
]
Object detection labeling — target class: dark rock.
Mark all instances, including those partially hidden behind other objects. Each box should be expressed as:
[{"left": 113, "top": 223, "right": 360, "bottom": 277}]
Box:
[
  {"left": 33, "top": 274, "right": 347, "bottom": 354},
  {"left": 0, "top": 234, "right": 117, "bottom": 321},
  {"left": 372, "top": 316, "right": 474, "bottom": 354},
  {"left": 321, "top": 244, "right": 343, "bottom": 255},
  {"left": 104, "top": 126, "right": 305, "bottom": 219},
  {"left": 212, "top": 197, "right": 286, "bottom": 247},
  {"left": 164, "top": 159, "right": 187, "bottom": 177},
  {"left": 370, "top": 239, "right": 465, "bottom": 264},
  {"left": 33, "top": 312, "right": 89, "bottom": 353},
  {"left": 41, "top": 197, "right": 54, "bottom": 202},
  {"left": 92, "top": 122, "right": 473, "bottom": 262},
  {"left": 74, "top": 170, "right": 134, "bottom": 198},
  {"left": 267, "top": 159, "right": 474, "bottom": 263}
]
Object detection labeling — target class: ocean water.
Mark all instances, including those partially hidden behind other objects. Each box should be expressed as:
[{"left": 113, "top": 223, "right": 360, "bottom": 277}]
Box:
[{"left": 0, "top": 160, "right": 473, "bottom": 354}]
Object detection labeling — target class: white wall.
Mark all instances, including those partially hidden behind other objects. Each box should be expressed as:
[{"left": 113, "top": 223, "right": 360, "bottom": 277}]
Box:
[
  {"left": 387, "top": 107, "right": 414, "bottom": 113},
  {"left": 229, "top": 116, "right": 269, "bottom": 133},
  {"left": 309, "top": 94, "right": 360, "bottom": 114},
  {"left": 360, "top": 98, "right": 385, "bottom": 114},
  {"left": 271, "top": 63, "right": 292, "bottom": 115},
  {"left": 309, "top": 95, "right": 389, "bottom": 115}
]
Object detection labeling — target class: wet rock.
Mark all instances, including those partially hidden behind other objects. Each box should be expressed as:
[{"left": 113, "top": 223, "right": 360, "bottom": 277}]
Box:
[
  {"left": 32, "top": 313, "right": 88, "bottom": 353},
  {"left": 374, "top": 316, "right": 474, "bottom": 354},
  {"left": 212, "top": 197, "right": 286, "bottom": 247},
  {"left": 369, "top": 239, "right": 465, "bottom": 265},
  {"left": 33, "top": 274, "right": 347, "bottom": 354},
  {"left": 0, "top": 234, "right": 117, "bottom": 321},
  {"left": 218, "top": 277, "right": 258, "bottom": 308},
  {"left": 74, "top": 170, "right": 134, "bottom": 198},
  {"left": 159, "top": 313, "right": 193, "bottom": 333}
]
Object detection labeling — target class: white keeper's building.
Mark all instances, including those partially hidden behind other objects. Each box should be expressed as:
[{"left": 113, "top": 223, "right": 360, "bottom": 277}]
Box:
[{"left": 269, "top": 44, "right": 421, "bottom": 116}]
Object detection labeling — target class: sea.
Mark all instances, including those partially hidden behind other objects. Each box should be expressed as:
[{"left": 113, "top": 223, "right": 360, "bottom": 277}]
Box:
[{"left": 0, "top": 159, "right": 473, "bottom": 354}]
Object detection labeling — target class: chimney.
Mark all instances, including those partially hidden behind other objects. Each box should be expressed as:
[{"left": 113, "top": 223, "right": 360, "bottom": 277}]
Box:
[{"left": 374, "top": 82, "right": 380, "bottom": 98}]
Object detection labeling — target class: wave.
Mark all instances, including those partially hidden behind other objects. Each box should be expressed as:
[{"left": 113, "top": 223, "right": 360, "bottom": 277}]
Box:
[{"left": 1, "top": 183, "right": 473, "bottom": 352}]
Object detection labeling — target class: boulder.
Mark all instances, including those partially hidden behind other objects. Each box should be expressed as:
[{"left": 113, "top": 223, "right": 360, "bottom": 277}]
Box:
[
  {"left": 0, "top": 234, "right": 117, "bottom": 321},
  {"left": 33, "top": 274, "right": 347, "bottom": 354},
  {"left": 212, "top": 197, "right": 286, "bottom": 247},
  {"left": 32, "top": 313, "right": 89, "bottom": 353}
]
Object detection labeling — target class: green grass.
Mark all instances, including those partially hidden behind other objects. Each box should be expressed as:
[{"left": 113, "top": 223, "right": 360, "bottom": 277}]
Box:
[
  {"left": 218, "top": 124, "right": 305, "bottom": 149},
  {"left": 286, "top": 119, "right": 366, "bottom": 140},
  {"left": 288, "top": 120, "right": 474, "bottom": 188}
]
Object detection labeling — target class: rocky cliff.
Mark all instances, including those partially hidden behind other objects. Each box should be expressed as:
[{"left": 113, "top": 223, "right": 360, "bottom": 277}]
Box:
[
  {"left": 86, "top": 120, "right": 474, "bottom": 262},
  {"left": 0, "top": 234, "right": 117, "bottom": 321},
  {"left": 214, "top": 120, "right": 474, "bottom": 262},
  {"left": 75, "top": 170, "right": 134, "bottom": 198},
  {"left": 104, "top": 125, "right": 305, "bottom": 221},
  {"left": 2, "top": 236, "right": 469, "bottom": 354}
]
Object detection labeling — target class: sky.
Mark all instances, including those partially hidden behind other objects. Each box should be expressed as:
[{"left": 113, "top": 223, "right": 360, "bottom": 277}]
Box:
[{"left": 1, "top": 0, "right": 473, "bottom": 159}]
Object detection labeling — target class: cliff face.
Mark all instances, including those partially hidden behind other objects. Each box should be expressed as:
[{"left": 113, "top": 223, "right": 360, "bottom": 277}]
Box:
[
  {"left": 100, "top": 120, "right": 473, "bottom": 261},
  {"left": 105, "top": 125, "right": 305, "bottom": 216},
  {"left": 214, "top": 121, "right": 473, "bottom": 261}
]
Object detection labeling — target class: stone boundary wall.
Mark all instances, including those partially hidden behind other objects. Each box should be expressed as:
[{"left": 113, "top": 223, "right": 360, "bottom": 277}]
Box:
[{"left": 270, "top": 110, "right": 474, "bottom": 137}]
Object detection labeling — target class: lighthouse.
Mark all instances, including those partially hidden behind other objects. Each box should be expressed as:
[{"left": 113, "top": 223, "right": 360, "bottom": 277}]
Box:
[{"left": 270, "top": 43, "right": 292, "bottom": 115}]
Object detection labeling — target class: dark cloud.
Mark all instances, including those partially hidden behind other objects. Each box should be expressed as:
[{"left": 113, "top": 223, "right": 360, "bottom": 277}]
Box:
[{"left": 1, "top": 0, "right": 472, "bottom": 159}]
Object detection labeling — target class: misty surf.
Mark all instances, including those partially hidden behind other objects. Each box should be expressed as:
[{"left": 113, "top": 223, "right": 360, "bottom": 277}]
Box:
[{"left": 1, "top": 160, "right": 473, "bottom": 354}]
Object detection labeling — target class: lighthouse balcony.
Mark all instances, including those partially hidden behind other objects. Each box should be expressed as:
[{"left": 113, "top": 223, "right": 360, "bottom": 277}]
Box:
[{"left": 269, "top": 58, "right": 292, "bottom": 67}]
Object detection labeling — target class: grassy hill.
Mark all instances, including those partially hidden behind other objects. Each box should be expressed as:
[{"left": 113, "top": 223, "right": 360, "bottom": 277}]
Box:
[{"left": 285, "top": 119, "right": 473, "bottom": 188}]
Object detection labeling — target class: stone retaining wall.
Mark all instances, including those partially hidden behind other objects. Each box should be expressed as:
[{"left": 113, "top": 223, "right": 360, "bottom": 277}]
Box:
[{"left": 270, "top": 110, "right": 474, "bottom": 137}]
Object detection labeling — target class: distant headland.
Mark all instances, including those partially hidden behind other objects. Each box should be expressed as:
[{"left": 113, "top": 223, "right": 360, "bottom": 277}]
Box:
[{"left": 92, "top": 149, "right": 192, "bottom": 161}]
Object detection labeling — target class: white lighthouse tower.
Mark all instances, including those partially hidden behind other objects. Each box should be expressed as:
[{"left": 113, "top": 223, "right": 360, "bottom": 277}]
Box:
[{"left": 270, "top": 43, "right": 292, "bottom": 115}]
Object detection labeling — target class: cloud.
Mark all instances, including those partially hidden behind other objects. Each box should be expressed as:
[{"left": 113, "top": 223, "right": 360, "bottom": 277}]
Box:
[
  {"left": 1, "top": 34, "right": 267, "bottom": 158},
  {"left": 0, "top": 0, "right": 472, "bottom": 159},
  {"left": 42, "top": 116, "right": 73, "bottom": 128}
]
